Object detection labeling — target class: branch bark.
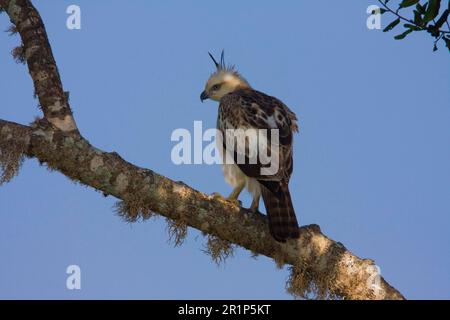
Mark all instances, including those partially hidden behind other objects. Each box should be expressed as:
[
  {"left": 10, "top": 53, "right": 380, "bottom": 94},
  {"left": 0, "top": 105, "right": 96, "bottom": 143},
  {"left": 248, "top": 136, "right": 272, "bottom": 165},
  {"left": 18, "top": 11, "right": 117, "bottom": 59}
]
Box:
[{"left": 0, "top": 0, "right": 405, "bottom": 300}]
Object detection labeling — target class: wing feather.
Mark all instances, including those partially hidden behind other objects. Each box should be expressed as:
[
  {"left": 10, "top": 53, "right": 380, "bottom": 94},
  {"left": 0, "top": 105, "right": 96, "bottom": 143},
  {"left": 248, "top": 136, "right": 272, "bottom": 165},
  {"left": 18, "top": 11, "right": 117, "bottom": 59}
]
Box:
[{"left": 217, "top": 88, "right": 297, "bottom": 183}]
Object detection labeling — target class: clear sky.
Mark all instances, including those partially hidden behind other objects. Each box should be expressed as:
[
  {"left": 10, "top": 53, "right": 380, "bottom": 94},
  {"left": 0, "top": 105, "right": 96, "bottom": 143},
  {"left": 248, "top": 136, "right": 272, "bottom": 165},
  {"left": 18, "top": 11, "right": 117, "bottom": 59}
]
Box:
[{"left": 0, "top": 0, "right": 449, "bottom": 299}]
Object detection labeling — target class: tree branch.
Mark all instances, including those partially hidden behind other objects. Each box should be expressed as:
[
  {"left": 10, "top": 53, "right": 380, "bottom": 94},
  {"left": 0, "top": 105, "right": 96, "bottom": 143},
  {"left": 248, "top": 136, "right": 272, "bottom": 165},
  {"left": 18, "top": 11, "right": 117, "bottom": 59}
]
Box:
[
  {"left": 378, "top": 0, "right": 450, "bottom": 34},
  {"left": 0, "top": 0, "right": 77, "bottom": 131},
  {"left": 0, "top": 0, "right": 405, "bottom": 299}
]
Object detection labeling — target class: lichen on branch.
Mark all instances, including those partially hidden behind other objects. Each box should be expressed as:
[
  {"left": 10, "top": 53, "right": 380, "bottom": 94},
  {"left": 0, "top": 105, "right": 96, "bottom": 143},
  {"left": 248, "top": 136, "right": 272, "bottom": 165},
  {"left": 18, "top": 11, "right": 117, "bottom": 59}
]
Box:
[{"left": 0, "top": 123, "right": 29, "bottom": 184}]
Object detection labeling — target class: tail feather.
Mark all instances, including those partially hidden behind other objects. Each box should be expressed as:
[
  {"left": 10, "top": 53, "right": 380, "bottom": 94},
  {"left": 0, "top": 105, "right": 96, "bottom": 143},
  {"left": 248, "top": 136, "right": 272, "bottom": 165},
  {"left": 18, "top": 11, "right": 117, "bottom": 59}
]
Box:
[{"left": 260, "top": 182, "right": 299, "bottom": 242}]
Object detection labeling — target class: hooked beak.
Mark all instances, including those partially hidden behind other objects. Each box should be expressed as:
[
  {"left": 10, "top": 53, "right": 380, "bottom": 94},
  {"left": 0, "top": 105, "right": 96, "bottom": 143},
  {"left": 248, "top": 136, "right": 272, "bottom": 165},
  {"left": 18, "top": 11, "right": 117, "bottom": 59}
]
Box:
[{"left": 200, "top": 90, "right": 209, "bottom": 103}]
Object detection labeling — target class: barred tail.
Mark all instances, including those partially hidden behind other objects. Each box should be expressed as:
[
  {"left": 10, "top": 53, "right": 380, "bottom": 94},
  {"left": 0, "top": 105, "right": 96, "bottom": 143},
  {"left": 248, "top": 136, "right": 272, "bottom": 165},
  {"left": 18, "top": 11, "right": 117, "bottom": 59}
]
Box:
[{"left": 260, "top": 182, "right": 299, "bottom": 242}]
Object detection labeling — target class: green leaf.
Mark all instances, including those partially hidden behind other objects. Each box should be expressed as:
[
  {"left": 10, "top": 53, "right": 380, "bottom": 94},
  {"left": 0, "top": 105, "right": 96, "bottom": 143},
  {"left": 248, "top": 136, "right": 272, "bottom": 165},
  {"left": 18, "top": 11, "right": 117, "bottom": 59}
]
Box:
[
  {"left": 423, "top": 0, "right": 441, "bottom": 23},
  {"left": 394, "top": 28, "right": 413, "bottom": 39},
  {"left": 434, "top": 9, "right": 449, "bottom": 28},
  {"left": 404, "top": 23, "right": 422, "bottom": 30},
  {"left": 399, "top": 0, "right": 420, "bottom": 8},
  {"left": 416, "top": 3, "right": 427, "bottom": 14},
  {"left": 383, "top": 18, "right": 401, "bottom": 32},
  {"left": 427, "top": 25, "right": 440, "bottom": 37}
]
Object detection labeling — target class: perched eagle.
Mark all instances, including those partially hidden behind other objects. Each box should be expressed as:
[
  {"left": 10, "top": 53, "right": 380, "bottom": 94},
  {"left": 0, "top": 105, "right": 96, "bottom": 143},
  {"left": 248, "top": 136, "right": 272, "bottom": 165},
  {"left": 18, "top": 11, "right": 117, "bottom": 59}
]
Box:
[{"left": 200, "top": 51, "right": 300, "bottom": 242}]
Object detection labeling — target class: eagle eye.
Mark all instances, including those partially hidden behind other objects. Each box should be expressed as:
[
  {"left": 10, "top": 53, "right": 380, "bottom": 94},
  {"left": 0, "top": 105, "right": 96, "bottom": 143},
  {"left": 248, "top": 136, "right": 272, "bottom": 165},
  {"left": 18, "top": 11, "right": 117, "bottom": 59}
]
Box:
[{"left": 212, "top": 84, "right": 221, "bottom": 91}]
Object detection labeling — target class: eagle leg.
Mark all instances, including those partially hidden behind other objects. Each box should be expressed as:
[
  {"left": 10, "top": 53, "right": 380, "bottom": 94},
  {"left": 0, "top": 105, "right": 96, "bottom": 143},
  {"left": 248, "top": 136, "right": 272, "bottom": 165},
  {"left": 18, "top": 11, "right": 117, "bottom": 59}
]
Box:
[
  {"left": 226, "top": 183, "right": 244, "bottom": 207},
  {"left": 249, "top": 194, "right": 260, "bottom": 213},
  {"left": 227, "top": 183, "right": 245, "bottom": 202}
]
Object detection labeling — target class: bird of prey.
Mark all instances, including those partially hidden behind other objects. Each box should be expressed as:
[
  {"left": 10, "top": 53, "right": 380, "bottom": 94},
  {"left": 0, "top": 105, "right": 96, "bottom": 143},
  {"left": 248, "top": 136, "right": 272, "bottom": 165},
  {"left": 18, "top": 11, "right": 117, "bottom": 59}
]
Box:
[{"left": 200, "top": 51, "right": 300, "bottom": 242}]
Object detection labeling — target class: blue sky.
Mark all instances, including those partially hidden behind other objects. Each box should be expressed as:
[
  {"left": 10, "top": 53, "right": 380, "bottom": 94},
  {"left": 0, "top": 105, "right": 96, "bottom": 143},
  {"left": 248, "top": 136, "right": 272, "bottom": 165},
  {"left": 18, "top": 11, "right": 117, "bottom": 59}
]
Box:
[{"left": 0, "top": 0, "right": 449, "bottom": 299}]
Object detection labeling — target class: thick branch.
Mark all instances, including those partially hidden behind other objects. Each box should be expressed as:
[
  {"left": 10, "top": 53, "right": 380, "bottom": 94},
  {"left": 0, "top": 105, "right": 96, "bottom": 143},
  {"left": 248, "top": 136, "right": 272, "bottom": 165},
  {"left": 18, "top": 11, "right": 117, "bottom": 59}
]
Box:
[
  {"left": 0, "top": 0, "right": 405, "bottom": 299},
  {"left": 0, "top": 0, "right": 77, "bottom": 131},
  {"left": 0, "top": 119, "right": 405, "bottom": 300}
]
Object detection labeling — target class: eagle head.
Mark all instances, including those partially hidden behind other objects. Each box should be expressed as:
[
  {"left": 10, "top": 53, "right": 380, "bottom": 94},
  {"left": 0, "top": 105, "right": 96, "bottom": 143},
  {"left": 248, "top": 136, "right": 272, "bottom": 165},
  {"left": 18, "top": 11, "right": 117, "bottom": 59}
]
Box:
[{"left": 201, "top": 50, "right": 250, "bottom": 102}]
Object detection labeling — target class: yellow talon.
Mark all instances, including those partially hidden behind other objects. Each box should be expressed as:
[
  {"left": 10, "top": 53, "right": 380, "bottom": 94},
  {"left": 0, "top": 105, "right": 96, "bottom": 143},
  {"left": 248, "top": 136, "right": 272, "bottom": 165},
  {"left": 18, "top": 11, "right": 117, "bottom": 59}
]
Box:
[
  {"left": 210, "top": 192, "right": 242, "bottom": 207},
  {"left": 226, "top": 197, "right": 242, "bottom": 207},
  {"left": 211, "top": 192, "right": 226, "bottom": 201}
]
